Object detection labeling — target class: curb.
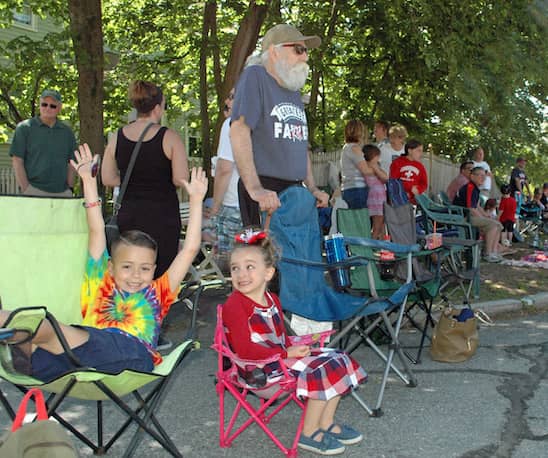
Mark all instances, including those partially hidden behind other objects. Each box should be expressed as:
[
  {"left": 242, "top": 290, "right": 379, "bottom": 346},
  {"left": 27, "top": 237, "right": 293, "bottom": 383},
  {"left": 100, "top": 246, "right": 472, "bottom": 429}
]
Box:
[{"left": 472, "top": 292, "right": 548, "bottom": 316}]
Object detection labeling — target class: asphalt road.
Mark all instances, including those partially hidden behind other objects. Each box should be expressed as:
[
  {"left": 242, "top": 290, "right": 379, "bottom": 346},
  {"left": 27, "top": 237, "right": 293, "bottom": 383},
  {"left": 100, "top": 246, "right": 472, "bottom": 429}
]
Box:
[{"left": 1, "top": 286, "right": 547, "bottom": 457}]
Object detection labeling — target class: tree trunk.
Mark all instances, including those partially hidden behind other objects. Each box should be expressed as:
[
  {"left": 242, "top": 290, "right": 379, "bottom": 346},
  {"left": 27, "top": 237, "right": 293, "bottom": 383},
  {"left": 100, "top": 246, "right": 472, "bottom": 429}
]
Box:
[
  {"left": 308, "top": 0, "right": 340, "bottom": 149},
  {"left": 67, "top": 0, "right": 104, "bottom": 159},
  {"left": 211, "top": 0, "right": 270, "bottom": 153},
  {"left": 199, "top": 1, "right": 216, "bottom": 188}
]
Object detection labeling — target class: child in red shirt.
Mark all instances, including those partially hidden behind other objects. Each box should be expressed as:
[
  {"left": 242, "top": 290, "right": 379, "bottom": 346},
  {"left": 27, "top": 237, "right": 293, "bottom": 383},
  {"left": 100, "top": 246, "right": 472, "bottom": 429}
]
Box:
[{"left": 499, "top": 184, "right": 517, "bottom": 247}]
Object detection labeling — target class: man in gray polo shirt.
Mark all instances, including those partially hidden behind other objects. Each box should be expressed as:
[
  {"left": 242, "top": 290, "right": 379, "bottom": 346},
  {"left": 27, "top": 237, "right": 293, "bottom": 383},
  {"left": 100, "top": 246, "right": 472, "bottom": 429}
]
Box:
[
  {"left": 10, "top": 89, "right": 77, "bottom": 197},
  {"left": 231, "top": 24, "right": 329, "bottom": 226}
]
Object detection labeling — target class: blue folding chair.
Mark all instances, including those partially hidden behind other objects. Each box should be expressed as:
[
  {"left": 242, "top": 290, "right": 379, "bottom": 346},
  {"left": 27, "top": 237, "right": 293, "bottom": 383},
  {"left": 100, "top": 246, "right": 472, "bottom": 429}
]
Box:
[{"left": 267, "top": 186, "right": 419, "bottom": 416}]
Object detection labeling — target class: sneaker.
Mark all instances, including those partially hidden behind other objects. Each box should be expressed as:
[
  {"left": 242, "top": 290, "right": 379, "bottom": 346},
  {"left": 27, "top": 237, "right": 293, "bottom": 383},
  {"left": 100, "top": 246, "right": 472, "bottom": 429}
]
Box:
[
  {"left": 298, "top": 430, "right": 345, "bottom": 455},
  {"left": 502, "top": 239, "right": 511, "bottom": 247},
  {"left": 323, "top": 423, "right": 363, "bottom": 445},
  {"left": 157, "top": 335, "right": 173, "bottom": 351},
  {"left": 483, "top": 253, "right": 501, "bottom": 263}
]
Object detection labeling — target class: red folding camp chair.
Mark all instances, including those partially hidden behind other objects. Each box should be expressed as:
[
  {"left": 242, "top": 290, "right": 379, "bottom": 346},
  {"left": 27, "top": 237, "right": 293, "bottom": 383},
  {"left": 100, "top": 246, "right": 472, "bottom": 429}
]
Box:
[{"left": 212, "top": 304, "right": 332, "bottom": 457}]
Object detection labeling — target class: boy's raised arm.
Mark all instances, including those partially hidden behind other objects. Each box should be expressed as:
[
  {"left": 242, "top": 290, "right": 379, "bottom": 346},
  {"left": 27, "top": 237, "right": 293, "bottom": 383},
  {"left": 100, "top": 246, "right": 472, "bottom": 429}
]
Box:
[
  {"left": 167, "top": 167, "right": 208, "bottom": 292},
  {"left": 70, "top": 143, "right": 106, "bottom": 260}
]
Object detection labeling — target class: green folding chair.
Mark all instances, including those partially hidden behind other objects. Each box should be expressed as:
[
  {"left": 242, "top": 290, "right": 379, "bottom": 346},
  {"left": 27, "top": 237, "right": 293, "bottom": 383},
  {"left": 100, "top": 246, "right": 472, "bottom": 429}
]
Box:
[{"left": 0, "top": 196, "right": 200, "bottom": 457}]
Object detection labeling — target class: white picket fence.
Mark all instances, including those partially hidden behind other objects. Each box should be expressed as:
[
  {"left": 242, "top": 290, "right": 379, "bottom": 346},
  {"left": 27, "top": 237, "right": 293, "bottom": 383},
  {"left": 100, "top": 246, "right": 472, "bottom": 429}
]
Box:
[{"left": 0, "top": 168, "right": 18, "bottom": 195}]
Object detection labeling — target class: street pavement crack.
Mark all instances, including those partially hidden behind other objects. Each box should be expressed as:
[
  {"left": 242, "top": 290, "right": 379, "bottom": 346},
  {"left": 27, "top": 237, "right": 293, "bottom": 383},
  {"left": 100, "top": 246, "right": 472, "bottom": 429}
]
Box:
[{"left": 457, "top": 341, "right": 548, "bottom": 458}]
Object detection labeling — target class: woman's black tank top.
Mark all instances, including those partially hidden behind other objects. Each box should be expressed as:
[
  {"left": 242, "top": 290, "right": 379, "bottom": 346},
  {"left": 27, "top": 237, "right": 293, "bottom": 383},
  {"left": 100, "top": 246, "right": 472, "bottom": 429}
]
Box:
[{"left": 115, "top": 126, "right": 177, "bottom": 202}]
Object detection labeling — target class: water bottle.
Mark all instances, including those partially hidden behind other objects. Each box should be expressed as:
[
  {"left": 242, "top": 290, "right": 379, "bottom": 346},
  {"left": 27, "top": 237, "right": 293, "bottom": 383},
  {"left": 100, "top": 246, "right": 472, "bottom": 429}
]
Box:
[{"left": 324, "top": 233, "right": 351, "bottom": 290}]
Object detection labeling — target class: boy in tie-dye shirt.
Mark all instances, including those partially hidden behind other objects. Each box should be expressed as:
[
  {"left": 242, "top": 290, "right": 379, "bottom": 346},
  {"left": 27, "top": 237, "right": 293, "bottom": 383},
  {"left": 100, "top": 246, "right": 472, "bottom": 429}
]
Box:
[{"left": 0, "top": 144, "right": 207, "bottom": 382}]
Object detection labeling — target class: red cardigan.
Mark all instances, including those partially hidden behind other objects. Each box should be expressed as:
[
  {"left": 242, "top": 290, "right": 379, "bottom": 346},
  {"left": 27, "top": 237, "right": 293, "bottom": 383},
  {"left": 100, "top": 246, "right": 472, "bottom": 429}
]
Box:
[{"left": 222, "top": 290, "right": 289, "bottom": 360}]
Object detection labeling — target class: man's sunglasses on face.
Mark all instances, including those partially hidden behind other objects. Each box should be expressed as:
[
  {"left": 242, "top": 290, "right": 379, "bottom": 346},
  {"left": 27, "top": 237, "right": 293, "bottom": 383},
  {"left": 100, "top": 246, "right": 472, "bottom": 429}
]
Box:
[
  {"left": 280, "top": 43, "right": 308, "bottom": 55},
  {"left": 41, "top": 102, "right": 58, "bottom": 109}
]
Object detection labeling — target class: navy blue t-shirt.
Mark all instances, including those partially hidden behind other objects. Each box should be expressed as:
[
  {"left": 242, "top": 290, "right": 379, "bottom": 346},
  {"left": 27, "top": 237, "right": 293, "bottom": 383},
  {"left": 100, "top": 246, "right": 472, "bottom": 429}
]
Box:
[
  {"left": 453, "top": 182, "right": 479, "bottom": 208},
  {"left": 231, "top": 65, "right": 308, "bottom": 181}
]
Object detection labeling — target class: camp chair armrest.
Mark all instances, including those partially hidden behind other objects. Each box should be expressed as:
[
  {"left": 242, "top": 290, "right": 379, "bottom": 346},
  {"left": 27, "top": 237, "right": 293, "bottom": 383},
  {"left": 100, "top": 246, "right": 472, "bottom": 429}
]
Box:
[
  {"left": 211, "top": 343, "right": 284, "bottom": 368},
  {"left": 281, "top": 256, "right": 330, "bottom": 270},
  {"left": 441, "top": 237, "right": 482, "bottom": 248},
  {"left": 288, "top": 329, "right": 336, "bottom": 347},
  {"left": 345, "top": 236, "right": 420, "bottom": 254}
]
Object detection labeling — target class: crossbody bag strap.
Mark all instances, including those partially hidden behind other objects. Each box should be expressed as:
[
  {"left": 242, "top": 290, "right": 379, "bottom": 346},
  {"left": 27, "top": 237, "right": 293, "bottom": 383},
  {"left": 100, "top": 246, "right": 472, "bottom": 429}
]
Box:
[{"left": 112, "top": 122, "right": 154, "bottom": 215}]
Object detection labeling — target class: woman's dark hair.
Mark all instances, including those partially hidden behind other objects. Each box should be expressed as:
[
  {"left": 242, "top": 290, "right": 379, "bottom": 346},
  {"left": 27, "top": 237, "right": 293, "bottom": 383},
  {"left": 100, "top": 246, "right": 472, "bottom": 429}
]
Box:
[
  {"left": 404, "top": 139, "right": 422, "bottom": 156},
  {"left": 111, "top": 230, "right": 158, "bottom": 257},
  {"left": 128, "top": 81, "right": 163, "bottom": 115},
  {"left": 362, "top": 144, "right": 381, "bottom": 162}
]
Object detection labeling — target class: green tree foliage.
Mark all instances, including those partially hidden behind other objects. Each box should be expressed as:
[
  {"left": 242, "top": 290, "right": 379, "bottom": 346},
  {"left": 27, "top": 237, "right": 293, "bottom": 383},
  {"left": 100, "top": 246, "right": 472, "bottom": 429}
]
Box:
[{"left": 0, "top": 0, "right": 546, "bottom": 186}]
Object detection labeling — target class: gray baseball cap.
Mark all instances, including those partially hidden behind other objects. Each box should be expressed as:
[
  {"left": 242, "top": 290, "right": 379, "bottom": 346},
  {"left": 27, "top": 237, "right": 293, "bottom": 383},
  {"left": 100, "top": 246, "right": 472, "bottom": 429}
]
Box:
[
  {"left": 40, "top": 89, "right": 62, "bottom": 103},
  {"left": 262, "top": 24, "right": 321, "bottom": 52}
]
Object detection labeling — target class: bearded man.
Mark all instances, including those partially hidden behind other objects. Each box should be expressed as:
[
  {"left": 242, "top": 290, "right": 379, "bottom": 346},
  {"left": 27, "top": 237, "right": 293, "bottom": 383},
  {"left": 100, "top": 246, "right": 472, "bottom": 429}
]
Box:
[{"left": 230, "top": 24, "right": 329, "bottom": 226}]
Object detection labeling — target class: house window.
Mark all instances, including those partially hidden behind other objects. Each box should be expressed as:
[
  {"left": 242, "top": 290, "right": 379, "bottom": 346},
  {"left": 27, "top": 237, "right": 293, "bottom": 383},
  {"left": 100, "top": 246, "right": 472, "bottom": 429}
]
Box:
[{"left": 13, "top": 5, "right": 35, "bottom": 30}]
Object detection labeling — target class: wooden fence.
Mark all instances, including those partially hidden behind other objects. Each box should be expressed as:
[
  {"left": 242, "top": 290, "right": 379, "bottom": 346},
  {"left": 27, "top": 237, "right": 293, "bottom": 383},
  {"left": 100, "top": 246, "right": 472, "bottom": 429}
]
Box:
[
  {"left": 0, "top": 167, "right": 18, "bottom": 195},
  {"left": 310, "top": 149, "right": 460, "bottom": 198},
  {"left": 1, "top": 153, "right": 462, "bottom": 200}
]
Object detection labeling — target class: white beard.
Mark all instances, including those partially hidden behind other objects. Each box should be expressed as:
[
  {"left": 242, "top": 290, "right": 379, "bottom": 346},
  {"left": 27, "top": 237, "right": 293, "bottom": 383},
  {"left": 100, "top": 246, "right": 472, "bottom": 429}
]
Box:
[{"left": 275, "top": 59, "right": 309, "bottom": 91}]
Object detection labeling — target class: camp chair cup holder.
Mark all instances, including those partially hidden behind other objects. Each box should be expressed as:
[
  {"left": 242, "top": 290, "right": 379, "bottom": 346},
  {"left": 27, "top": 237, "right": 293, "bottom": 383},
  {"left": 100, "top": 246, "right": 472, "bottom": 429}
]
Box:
[{"left": 324, "top": 233, "right": 352, "bottom": 290}]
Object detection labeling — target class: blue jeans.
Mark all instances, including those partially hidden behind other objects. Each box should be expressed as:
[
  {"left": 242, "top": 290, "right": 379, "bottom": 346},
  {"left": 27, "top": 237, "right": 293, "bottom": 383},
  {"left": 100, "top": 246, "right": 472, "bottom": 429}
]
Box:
[
  {"left": 31, "top": 326, "right": 154, "bottom": 382},
  {"left": 342, "top": 187, "right": 369, "bottom": 209}
]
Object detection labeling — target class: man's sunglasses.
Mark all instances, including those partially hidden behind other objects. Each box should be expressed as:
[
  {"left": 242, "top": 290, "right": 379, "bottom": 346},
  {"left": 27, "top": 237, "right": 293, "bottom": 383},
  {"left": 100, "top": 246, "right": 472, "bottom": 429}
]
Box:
[
  {"left": 40, "top": 102, "right": 58, "bottom": 109},
  {"left": 280, "top": 43, "right": 308, "bottom": 55}
]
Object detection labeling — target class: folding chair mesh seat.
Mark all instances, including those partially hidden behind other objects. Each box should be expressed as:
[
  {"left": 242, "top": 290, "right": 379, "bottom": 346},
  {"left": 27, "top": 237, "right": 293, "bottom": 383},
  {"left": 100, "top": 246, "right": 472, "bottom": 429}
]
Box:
[
  {"left": 415, "top": 193, "right": 482, "bottom": 303},
  {"left": 0, "top": 196, "right": 202, "bottom": 457},
  {"left": 382, "top": 203, "right": 444, "bottom": 363},
  {"left": 268, "top": 187, "right": 418, "bottom": 416},
  {"left": 212, "top": 305, "right": 335, "bottom": 457}
]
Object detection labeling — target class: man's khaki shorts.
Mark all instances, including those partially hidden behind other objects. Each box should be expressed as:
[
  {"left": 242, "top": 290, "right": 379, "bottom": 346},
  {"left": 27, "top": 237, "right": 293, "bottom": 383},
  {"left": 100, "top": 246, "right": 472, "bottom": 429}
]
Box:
[{"left": 470, "top": 215, "right": 503, "bottom": 233}]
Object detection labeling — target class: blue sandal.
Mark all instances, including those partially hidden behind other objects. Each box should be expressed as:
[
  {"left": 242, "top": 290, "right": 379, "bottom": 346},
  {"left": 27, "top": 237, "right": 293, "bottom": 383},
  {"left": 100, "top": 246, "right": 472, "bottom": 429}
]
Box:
[
  {"left": 323, "top": 423, "right": 363, "bottom": 445},
  {"left": 298, "top": 429, "right": 346, "bottom": 455}
]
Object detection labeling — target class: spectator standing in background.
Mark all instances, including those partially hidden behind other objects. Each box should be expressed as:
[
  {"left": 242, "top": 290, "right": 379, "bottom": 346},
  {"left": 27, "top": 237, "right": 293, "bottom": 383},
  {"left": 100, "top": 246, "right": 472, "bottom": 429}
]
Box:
[
  {"left": 340, "top": 119, "right": 369, "bottom": 209},
  {"left": 210, "top": 88, "right": 242, "bottom": 271},
  {"left": 10, "top": 89, "right": 77, "bottom": 197},
  {"left": 363, "top": 144, "right": 388, "bottom": 239},
  {"left": 498, "top": 184, "right": 516, "bottom": 247},
  {"left": 472, "top": 147, "right": 492, "bottom": 198},
  {"left": 373, "top": 120, "right": 389, "bottom": 147},
  {"left": 379, "top": 124, "right": 407, "bottom": 172},
  {"left": 509, "top": 157, "right": 530, "bottom": 201}
]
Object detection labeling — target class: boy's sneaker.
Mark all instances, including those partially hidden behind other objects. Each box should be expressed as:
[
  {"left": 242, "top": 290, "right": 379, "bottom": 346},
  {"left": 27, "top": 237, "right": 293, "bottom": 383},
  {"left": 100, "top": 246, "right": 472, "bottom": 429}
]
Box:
[
  {"left": 298, "top": 430, "right": 345, "bottom": 455},
  {"left": 157, "top": 335, "right": 173, "bottom": 351},
  {"left": 502, "top": 239, "right": 511, "bottom": 247}
]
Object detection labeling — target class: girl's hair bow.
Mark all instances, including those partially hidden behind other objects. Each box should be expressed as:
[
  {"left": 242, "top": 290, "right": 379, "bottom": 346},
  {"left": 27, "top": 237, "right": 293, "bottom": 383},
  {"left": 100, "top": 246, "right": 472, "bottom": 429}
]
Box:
[{"left": 235, "top": 228, "right": 267, "bottom": 245}]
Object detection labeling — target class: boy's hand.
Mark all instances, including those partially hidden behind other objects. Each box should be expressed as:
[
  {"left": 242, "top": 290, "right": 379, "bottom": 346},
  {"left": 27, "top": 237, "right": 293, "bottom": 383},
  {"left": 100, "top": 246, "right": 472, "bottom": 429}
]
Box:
[
  {"left": 70, "top": 143, "right": 99, "bottom": 180},
  {"left": 182, "top": 167, "right": 208, "bottom": 200}
]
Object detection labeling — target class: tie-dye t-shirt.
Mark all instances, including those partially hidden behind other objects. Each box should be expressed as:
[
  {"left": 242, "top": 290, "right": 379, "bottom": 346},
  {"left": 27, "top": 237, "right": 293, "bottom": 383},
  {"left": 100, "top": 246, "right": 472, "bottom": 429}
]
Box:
[{"left": 80, "top": 250, "right": 178, "bottom": 365}]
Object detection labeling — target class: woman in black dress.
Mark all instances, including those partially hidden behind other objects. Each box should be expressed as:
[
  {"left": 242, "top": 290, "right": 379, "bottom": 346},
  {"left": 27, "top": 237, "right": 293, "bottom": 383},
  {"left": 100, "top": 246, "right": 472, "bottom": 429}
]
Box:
[{"left": 102, "top": 80, "right": 189, "bottom": 278}]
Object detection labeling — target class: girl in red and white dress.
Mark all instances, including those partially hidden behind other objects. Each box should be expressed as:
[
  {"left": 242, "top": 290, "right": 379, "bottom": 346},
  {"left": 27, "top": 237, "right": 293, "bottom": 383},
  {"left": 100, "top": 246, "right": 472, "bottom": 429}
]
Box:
[{"left": 222, "top": 228, "right": 367, "bottom": 456}]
